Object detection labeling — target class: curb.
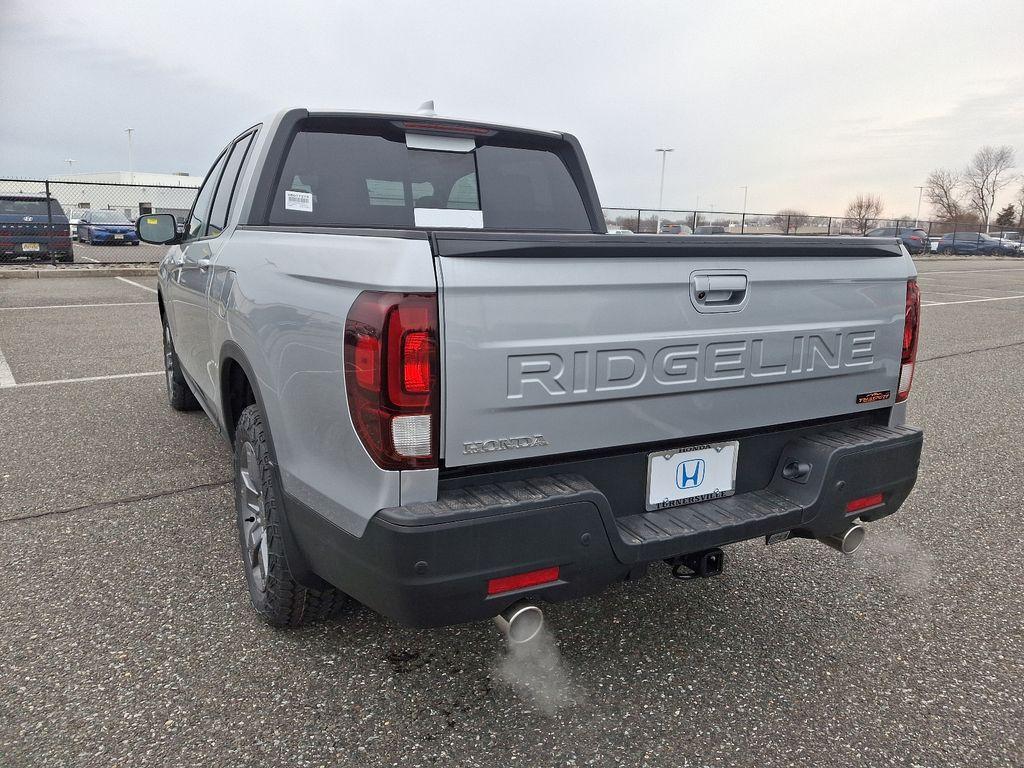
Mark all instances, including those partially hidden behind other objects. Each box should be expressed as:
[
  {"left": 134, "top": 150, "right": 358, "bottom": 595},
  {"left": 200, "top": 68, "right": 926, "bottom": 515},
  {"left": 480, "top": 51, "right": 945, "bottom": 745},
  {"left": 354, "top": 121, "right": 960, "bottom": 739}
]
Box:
[
  {"left": 914, "top": 256, "right": 1022, "bottom": 262},
  {"left": 0, "top": 265, "right": 159, "bottom": 279}
]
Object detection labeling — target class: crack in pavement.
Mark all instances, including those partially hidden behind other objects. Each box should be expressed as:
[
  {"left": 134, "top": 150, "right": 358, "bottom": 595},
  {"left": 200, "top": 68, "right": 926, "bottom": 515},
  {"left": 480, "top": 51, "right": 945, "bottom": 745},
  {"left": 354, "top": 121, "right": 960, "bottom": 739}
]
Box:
[
  {"left": 918, "top": 339, "right": 1024, "bottom": 364},
  {"left": 0, "top": 479, "right": 232, "bottom": 526}
]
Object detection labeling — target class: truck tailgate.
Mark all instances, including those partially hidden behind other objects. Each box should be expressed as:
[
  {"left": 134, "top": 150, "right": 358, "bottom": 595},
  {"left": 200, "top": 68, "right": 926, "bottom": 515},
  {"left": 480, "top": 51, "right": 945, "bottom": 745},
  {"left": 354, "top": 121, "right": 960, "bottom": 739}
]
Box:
[{"left": 435, "top": 234, "right": 912, "bottom": 468}]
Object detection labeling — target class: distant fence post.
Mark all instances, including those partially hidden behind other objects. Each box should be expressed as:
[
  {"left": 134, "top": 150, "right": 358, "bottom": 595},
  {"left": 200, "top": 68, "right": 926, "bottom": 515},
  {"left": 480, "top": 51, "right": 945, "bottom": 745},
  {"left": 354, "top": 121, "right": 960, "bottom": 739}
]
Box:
[
  {"left": 636, "top": 210, "right": 641, "bottom": 234},
  {"left": 45, "top": 180, "right": 55, "bottom": 266},
  {"left": 741, "top": 213, "right": 746, "bottom": 234},
  {"left": 692, "top": 211, "right": 698, "bottom": 231},
  {"left": 827, "top": 217, "right": 832, "bottom": 235}
]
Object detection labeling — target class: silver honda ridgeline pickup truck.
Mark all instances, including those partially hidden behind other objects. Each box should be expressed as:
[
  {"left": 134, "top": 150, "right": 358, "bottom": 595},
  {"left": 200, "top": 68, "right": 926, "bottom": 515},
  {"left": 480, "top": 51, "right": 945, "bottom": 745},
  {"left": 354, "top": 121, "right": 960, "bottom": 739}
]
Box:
[{"left": 138, "top": 109, "right": 923, "bottom": 634}]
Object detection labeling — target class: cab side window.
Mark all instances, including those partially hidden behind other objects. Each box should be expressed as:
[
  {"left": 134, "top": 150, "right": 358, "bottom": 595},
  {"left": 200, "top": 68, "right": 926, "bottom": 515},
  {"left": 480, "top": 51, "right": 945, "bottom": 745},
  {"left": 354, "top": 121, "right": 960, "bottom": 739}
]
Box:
[
  {"left": 208, "top": 132, "right": 255, "bottom": 237},
  {"left": 185, "top": 151, "right": 229, "bottom": 241}
]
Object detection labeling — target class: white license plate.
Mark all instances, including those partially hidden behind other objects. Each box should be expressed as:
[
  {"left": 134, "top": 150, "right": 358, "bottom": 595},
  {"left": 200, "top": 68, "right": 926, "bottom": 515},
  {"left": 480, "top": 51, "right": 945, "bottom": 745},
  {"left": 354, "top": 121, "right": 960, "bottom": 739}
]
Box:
[
  {"left": 113, "top": 234, "right": 124, "bottom": 240},
  {"left": 646, "top": 440, "right": 739, "bottom": 511},
  {"left": 22, "top": 242, "right": 40, "bottom": 252}
]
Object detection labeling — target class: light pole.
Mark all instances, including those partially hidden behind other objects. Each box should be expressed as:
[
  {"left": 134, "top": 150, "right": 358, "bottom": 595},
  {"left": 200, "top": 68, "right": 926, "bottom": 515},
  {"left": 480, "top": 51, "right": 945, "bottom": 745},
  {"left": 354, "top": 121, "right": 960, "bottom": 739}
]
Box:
[
  {"left": 125, "top": 128, "right": 135, "bottom": 183},
  {"left": 914, "top": 185, "right": 925, "bottom": 226},
  {"left": 655, "top": 148, "right": 673, "bottom": 233},
  {"left": 64, "top": 159, "right": 76, "bottom": 173}
]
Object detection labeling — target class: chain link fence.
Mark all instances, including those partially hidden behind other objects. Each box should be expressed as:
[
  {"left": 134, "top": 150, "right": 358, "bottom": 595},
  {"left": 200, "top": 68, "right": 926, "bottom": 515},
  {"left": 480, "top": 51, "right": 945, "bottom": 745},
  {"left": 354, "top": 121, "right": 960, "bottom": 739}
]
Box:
[
  {"left": 0, "top": 177, "right": 198, "bottom": 265},
  {"left": 1, "top": 176, "right": 1021, "bottom": 265},
  {"left": 603, "top": 207, "right": 1024, "bottom": 255}
]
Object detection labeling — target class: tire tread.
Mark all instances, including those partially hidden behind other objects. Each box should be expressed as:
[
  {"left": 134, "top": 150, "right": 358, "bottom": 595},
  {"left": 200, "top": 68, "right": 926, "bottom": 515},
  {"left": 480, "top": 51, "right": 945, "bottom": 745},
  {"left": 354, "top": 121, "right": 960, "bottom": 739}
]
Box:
[{"left": 234, "top": 404, "right": 348, "bottom": 627}]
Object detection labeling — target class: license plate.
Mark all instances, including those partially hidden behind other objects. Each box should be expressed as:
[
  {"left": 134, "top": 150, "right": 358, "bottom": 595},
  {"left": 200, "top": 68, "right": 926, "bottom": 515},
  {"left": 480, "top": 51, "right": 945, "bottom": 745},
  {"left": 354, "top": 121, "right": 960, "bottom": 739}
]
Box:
[
  {"left": 114, "top": 234, "right": 124, "bottom": 240},
  {"left": 646, "top": 440, "right": 739, "bottom": 511},
  {"left": 22, "top": 242, "right": 40, "bottom": 252}
]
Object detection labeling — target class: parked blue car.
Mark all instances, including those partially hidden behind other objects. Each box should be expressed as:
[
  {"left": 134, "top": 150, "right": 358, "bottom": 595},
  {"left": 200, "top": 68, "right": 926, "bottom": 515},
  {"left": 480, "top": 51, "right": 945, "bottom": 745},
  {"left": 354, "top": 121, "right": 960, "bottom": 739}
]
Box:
[
  {"left": 936, "top": 232, "right": 1021, "bottom": 255},
  {"left": 76, "top": 210, "right": 139, "bottom": 245}
]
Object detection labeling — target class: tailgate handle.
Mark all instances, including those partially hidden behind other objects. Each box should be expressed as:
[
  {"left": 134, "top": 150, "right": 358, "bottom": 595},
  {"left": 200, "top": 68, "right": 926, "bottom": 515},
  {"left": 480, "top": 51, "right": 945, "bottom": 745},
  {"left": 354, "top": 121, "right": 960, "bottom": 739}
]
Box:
[{"left": 692, "top": 274, "right": 748, "bottom": 308}]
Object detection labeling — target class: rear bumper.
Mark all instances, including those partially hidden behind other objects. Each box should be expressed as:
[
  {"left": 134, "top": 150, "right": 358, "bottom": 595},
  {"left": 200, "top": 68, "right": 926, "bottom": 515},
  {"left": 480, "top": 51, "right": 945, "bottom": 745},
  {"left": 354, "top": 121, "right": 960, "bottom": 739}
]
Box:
[
  {"left": 0, "top": 241, "right": 73, "bottom": 260},
  {"left": 89, "top": 232, "right": 138, "bottom": 244},
  {"left": 288, "top": 422, "right": 922, "bottom": 627}
]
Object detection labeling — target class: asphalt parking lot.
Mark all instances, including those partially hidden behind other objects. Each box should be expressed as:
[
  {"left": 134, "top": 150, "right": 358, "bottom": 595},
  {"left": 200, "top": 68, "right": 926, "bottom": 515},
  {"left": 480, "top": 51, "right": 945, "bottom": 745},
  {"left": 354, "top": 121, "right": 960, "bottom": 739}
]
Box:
[{"left": 0, "top": 260, "right": 1022, "bottom": 767}]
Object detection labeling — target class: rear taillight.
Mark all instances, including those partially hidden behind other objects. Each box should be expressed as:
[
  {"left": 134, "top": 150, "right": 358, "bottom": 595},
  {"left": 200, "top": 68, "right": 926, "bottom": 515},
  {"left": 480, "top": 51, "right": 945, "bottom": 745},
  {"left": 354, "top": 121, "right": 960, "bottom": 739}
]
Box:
[
  {"left": 897, "top": 280, "right": 921, "bottom": 403},
  {"left": 344, "top": 292, "right": 439, "bottom": 470}
]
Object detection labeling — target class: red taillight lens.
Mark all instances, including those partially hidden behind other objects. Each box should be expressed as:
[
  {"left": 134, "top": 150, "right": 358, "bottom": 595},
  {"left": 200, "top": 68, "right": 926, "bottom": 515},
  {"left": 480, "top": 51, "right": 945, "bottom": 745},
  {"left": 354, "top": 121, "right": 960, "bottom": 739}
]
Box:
[
  {"left": 487, "top": 566, "right": 560, "bottom": 596},
  {"left": 344, "top": 292, "right": 439, "bottom": 470},
  {"left": 401, "top": 331, "right": 433, "bottom": 394},
  {"left": 846, "top": 493, "right": 884, "bottom": 513},
  {"left": 354, "top": 335, "right": 380, "bottom": 389},
  {"left": 897, "top": 280, "right": 921, "bottom": 403}
]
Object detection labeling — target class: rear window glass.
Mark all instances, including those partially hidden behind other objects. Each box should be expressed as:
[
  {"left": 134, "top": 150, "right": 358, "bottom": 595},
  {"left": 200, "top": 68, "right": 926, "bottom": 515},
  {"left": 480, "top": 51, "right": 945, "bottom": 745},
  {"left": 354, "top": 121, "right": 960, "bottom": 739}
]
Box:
[
  {"left": 268, "top": 128, "right": 590, "bottom": 231},
  {"left": 0, "top": 198, "right": 63, "bottom": 217},
  {"left": 87, "top": 211, "right": 132, "bottom": 224}
]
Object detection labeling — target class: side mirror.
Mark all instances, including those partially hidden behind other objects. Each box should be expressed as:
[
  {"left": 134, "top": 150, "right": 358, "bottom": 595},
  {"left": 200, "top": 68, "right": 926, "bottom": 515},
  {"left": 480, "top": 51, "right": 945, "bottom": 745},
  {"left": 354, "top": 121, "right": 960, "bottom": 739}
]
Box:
[{"left": 137, "top": 213, "right": 180, "bottom": 244}]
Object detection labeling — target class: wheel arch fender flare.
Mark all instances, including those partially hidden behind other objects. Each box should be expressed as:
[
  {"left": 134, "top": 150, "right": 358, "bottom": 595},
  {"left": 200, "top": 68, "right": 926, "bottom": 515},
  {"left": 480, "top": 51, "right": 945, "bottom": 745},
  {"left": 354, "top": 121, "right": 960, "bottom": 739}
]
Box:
[{"left": 219, "top": 340, "right": 323, "bottom": 589}]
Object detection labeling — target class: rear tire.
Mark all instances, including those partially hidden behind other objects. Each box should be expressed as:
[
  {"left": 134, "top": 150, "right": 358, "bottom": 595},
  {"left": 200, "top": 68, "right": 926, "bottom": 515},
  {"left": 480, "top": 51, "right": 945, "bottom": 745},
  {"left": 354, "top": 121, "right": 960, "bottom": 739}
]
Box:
[
  {"left": 233, "top": 404, "right": 348, "bottom": 627},
  {"left": 162, "top": 320, "right": 200, "bottom": 411}
]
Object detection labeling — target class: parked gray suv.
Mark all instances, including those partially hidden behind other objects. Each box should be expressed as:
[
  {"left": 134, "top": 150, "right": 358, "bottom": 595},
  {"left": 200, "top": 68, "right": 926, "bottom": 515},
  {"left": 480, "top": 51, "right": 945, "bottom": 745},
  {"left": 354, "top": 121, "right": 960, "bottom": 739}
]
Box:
[{"left": 139, "top": 109, "right": 923, "bottom": 636}]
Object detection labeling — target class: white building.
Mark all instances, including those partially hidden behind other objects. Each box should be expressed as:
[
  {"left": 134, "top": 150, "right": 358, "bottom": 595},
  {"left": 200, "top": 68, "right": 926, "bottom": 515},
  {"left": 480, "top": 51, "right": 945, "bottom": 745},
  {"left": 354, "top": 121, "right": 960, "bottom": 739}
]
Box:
[{"left": 45, "top": 171, "right": 201, "bottom": 220}]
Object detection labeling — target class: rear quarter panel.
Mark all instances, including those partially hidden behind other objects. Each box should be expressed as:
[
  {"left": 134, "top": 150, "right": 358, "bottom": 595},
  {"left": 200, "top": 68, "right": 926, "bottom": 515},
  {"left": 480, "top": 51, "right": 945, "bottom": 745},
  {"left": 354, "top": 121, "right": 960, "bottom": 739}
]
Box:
[{"left": 213, "top": 229, "right": 438, "bottom": 537}]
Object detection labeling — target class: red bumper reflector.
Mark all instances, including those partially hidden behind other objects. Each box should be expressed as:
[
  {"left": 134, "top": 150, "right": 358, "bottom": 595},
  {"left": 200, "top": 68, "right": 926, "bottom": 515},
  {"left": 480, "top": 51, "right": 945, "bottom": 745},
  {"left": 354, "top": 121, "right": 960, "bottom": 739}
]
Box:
[
  {"left": 487, "top": 566, "right": 560, "bottom": 595},
  {"left": 846, "top": 493, "right": 884, "bottom": 513}
]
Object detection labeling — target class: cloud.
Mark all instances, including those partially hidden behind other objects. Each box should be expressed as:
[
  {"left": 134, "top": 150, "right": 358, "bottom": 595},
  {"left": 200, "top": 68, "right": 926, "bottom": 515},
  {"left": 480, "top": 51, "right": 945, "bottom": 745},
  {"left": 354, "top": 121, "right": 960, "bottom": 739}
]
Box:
[{"left": 2, "top": 0, "right": 1022, "bottom": 218}]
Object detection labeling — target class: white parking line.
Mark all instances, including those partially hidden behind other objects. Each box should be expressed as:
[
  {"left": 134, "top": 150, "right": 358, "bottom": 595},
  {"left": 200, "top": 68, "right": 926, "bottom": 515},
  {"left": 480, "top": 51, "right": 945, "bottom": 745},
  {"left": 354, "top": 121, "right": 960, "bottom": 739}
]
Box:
[
  {"left": 0, "top": 301, "right": 156, "bottom": 311},
  {"left": 920, "top": 290, "right": 1005, "bottom": 300},
  {"left": 3, "top": 371, "right": 163, "bottom": 389},
  {"left": 0, "top": 343, "right": 15, "bottom": 388},
  {"left": 77, "top": 254, "right": 99, "bottom": 263},
  {"left": 115, "top": 276, "right": 157, "bottom": 294},
  {"left": 922, "top": 294, "right": 1024, "bottom": 307}
]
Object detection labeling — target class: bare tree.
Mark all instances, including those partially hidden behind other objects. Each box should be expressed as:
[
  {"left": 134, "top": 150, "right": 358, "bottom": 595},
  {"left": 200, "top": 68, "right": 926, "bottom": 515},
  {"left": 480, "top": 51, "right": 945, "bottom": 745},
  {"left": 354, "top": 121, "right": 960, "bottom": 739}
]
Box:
[
  {"left": 963, "top": 145, "right": 1016, "bottom": 230},
  {"left": 1017, "top": 183, "right": 1024, "bottom": 229},
  {"left": 925, "top": 168, "right": 967, "bottom": 222},
  {"left": 612, "top": 214, "right": 639, "bottom": 232},
  {"left": 770, "top": 208, "right": 810, "bottom": 233},
  {"left": 844, "top": 194, "right": 885, "bottom": 234}
]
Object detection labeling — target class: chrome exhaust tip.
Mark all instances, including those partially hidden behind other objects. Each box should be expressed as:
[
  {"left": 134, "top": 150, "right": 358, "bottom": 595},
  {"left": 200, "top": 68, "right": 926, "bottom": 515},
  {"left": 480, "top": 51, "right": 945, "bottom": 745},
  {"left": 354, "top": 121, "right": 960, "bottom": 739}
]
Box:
[
  {"left": 820, "top": 523, "right": 866, "bottom": 554},
  {"left": 493, "top": 602, "right": 544, "bottom": 645}
]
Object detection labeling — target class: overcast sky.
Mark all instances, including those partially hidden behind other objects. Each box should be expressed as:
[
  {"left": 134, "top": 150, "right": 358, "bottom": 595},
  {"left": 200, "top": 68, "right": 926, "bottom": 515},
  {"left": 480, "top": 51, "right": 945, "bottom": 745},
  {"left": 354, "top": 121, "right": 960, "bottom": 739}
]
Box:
[{"left": 2, "top": 0, "right": 1022, "bottom": 218}]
